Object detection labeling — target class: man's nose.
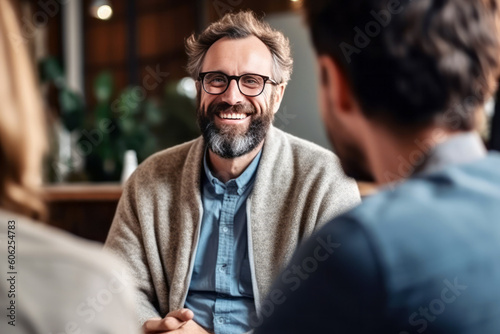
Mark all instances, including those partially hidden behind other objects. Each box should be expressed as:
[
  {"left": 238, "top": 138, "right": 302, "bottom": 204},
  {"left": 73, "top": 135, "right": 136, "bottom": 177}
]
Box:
[{"left": 220, "top": 79, "right": 244, "bottom": 105}]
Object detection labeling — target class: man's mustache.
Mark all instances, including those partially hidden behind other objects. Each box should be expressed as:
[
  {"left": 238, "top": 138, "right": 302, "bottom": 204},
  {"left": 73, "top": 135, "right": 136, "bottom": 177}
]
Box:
[{"left": 207, "top": 102, "right": 256, "bottom": 116}]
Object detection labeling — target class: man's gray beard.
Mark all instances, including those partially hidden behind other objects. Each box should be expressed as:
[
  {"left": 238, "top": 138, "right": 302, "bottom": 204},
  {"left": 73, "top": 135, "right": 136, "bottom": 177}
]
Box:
[{"left": 198, "top": 102, "right": 274, "bottom": 159}]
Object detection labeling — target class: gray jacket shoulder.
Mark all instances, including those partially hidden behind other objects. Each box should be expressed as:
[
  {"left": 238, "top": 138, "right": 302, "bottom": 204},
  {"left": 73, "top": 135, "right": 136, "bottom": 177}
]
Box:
[
  {"left": 0, "top": 209, "right": 139, "bottom": 334},
  {"left": 131, "top": 137, "right": 203, "bottom": 181},
  {"left": 2, "top": 209, "right": 126, "bottom": 276},
  {"left": 274, "top": 128, "right": 343, "bottom": 174}
]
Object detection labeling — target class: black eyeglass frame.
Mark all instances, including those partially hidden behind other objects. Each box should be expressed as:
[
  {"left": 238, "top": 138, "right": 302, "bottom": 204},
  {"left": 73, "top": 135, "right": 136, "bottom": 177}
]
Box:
[{"left": 198, "top": 71, "right": 279, "bottom": 97}]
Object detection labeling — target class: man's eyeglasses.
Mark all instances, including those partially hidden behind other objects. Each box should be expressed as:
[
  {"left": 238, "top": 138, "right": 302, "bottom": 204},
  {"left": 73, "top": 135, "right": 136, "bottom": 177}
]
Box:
[{"left": 198, "top": 72, "right": 279, "bottom": 97}]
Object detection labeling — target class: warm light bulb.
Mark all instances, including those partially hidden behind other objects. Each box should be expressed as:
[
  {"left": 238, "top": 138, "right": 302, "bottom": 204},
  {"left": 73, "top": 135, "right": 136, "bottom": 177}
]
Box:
[{"left": 97, "top": 5, "right": 113, "bottom": 20}]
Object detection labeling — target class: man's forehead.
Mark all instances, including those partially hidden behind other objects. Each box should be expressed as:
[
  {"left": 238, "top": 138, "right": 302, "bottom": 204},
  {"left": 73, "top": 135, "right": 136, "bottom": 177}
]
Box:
[{"left": 201, "top": 36, "right": 273, "bottom": 75}]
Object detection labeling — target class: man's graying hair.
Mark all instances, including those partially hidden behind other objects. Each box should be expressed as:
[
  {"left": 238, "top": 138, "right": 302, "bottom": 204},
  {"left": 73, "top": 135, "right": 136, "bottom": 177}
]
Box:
[{"left": 186, "top": 11, "right": 293, "bottom": 85}]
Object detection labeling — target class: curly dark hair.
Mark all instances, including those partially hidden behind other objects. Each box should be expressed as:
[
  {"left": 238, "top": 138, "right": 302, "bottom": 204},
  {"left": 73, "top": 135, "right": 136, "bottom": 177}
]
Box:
[{"left": 304, "top": 0, "right": 500, "bottom": 130}]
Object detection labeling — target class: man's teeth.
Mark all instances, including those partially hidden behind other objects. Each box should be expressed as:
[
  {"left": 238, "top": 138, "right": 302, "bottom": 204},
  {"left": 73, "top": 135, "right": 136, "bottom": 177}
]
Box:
[{"left": 219, "top": 113, "right": 247, "bottom": 119}]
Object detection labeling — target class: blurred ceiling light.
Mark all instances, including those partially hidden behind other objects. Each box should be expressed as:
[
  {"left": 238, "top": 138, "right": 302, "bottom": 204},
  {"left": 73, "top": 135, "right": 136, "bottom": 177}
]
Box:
[
  {"left": 177, "top": 77, "right": 197, "bottom": 99},
  {"left": 90, "top": 0, "right": 113, "bottom": 20}
]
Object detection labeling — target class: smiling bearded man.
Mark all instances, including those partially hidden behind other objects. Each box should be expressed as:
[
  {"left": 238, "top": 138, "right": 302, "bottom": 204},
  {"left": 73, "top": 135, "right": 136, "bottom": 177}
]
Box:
[
  {"left": 199, "top": 93, "right": 275, "bottom": 159},
  {"left": 105, "top": 10, "right": 360, "bottom": 334}
]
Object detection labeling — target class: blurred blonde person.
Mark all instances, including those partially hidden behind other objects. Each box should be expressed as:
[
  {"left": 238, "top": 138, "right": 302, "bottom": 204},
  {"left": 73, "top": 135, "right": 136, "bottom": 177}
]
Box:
[{"left": 0, "top": 0, "right": 139, "bottom": 333}]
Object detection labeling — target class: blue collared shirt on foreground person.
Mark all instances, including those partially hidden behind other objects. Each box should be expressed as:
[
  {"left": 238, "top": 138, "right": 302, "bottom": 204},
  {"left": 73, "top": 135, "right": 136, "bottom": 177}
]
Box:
[
  {"left": 184, "top": 148, "right": 262, "bottom": 334},
  {"left": 257, "top": 132, "right": 500, "bottom": 333}
]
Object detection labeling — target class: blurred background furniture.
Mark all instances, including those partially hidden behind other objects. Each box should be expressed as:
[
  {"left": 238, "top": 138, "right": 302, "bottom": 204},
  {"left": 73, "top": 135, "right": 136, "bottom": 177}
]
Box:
[{"left": 44, "top": 184, "right": 122, "bottom": 243}]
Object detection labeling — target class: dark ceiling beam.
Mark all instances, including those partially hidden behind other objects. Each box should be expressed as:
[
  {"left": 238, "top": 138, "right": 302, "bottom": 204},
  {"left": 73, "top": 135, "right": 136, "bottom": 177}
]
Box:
[
  {"left": 195, "top": 0, "right": 208, "bottom": 33},
  {"left": 126, "top": 0, "right": 138, "bottom": 85}
]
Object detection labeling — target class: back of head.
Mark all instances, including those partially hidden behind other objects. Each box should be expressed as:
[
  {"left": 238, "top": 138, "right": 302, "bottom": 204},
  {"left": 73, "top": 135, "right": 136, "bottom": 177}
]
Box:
[
  {"left": 304, "top": 0, "right": 500, "bottom": 130},
  {"left": 0, "top": 0, "right": 47, "bottom": 219}
]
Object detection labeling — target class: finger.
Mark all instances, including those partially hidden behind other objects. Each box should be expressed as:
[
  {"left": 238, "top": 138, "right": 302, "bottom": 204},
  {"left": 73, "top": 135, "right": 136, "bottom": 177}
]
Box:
[
  {"left": 170, "top": 320, "right": 210, "bottom": 334},
  {"left": 165, "top": 308, "right": 195, "bottom": 322},
  {"left": 142, "top": 310, "right": 195, "bottom": 333},
  {"left": 143, "top": 317, "right": 168, "bottom": 333},
  {"left": 163, "top": 316, "right": 185, "bottom": 330},
  {"left": 143, "top": 317, "right": 186, "bottom": 333}
]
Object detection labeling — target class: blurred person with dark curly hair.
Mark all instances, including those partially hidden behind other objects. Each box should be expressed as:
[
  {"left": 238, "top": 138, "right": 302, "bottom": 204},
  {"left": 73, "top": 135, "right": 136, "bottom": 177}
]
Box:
[{"left": 257, "top": 0, "right": 500, "bottom": 333}]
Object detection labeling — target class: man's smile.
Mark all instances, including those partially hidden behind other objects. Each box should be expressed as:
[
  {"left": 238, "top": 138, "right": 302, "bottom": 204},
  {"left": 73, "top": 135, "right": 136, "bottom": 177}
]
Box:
[
  {"left": 217, "top": 112, "right": 249, "bottom": 119},
  {"left": 215, "top": 112, "right": 252, "bottom": 124}
]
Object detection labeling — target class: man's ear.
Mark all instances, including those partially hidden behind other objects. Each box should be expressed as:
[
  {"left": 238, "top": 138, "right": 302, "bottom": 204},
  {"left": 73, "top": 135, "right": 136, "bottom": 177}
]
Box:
[
  {"left": 271, "top": 83, "right": 286, "bottom": 114},
  {"left": 317, "top": 55, "right": 357, "bottom": 116}
]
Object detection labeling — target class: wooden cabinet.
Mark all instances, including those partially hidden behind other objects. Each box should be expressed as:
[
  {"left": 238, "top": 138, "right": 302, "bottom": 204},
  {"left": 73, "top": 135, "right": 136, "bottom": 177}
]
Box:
[{"left": 44, "top": 184, "right": 122, "bottom": 243}]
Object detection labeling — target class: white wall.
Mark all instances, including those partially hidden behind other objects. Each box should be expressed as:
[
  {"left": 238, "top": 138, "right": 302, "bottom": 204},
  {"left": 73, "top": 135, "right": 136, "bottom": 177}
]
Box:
[{"left": 266, "top": 12, "right": 331, "bottom": 149}]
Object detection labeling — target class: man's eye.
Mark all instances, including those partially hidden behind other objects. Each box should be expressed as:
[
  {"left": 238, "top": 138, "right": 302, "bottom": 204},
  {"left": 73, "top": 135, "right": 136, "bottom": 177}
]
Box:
[
  {"left": 243, "top": 77, "right": 259, "bottom": 85},
  {"left": 210, "top": 77, "right": 226, "bottom": 83}
]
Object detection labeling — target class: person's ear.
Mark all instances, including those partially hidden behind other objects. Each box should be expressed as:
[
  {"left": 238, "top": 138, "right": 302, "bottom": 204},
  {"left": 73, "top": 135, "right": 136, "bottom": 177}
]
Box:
[
  {"left": 271, "top": 83, "right": 286, "bottom": 114},
  {"left": 317, "top": 55, "right": 357, "bottom": 116}
]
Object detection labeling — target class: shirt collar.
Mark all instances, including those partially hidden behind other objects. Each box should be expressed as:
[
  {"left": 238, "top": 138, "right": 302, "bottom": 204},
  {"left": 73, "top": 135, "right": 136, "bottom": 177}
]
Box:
[
  {"left": 418, "top": 131, "right": 487, "bottom": 176},
  {"left": 203, "top": 148, "right": 263, "bottom": 195}
]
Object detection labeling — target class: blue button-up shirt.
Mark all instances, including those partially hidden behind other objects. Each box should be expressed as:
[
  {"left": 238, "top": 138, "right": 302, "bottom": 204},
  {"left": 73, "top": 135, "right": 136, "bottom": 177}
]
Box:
[{"left": 184, "top": 149, "right": 262, "bottom": 334}]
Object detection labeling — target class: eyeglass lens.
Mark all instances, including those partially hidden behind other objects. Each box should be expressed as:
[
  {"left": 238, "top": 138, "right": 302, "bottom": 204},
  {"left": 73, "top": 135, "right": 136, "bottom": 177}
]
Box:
[{"left": 203, "top": 73, "right": 265, "bottom": 96}]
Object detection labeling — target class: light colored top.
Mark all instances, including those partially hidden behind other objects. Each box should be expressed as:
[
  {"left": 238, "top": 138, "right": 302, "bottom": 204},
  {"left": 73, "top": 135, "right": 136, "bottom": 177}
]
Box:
[
  {"left": 0, "top": 209, "right": 139, "bottom": 334},
  {"left": 185, "top": 149, "right": 262, "bottom": 333},
  {"left": 105, "top": 126, "right": 361, "bottom": 327}
]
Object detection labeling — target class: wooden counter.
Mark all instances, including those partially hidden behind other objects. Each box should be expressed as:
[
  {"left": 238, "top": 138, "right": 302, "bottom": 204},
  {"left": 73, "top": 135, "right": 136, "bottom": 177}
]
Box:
[
  {"left": 44, "top": 183, "right": 122, "bottom": 201},
  {"left": 43, "top": 183, "right": 123, "bottom": 243},
  {"left": 43, "top": 182, "right": 375, "bottom": 243}
]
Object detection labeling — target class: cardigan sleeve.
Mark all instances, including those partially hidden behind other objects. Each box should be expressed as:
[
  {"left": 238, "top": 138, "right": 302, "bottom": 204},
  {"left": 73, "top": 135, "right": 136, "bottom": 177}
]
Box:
[
  {"left": 315, "top": 167, "right": 361, "bottom": 231},
  {"left": 104, "top": 173, "right": 162, "bottom": 325}
]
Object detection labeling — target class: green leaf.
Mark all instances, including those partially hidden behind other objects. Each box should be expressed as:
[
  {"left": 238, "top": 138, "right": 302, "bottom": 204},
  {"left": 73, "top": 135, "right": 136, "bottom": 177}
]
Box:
[
  {"left": 94, "top": 72, "right": 114, "bottom": 102},
  {"left": 59, "top": 89, "right": 85, "bottom": 131},
  {"left": 38, "top": 57, "right": 64, "bottom": 84}
]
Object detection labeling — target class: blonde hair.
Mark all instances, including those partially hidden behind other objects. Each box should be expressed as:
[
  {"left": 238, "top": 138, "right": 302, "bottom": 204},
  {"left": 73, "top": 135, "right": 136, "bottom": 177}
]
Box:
[
  {"left": 186, "top": 10, "right": 293, "bottom": 85},
  {"left": 0, "top": 0, "right": 47, "bottom": 219}
]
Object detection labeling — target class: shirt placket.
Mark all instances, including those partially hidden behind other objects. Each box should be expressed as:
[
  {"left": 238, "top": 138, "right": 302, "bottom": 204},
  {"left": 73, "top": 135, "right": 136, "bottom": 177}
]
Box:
[{"left": 213, "top": 182, "right": 239, "bottom": 333}]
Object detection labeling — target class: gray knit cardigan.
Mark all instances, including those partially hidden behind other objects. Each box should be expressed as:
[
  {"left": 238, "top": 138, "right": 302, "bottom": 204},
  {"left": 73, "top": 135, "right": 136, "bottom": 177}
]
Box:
[{"left": 105, "top": 126, "right": 360, "bottom": 325}]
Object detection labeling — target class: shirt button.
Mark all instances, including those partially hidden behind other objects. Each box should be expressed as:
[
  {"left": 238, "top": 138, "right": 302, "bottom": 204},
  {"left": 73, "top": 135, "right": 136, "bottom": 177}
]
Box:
[
  {"left": 219, "top": 264, "right": 227, "bottom": 272},
  {"left": 217, "top": 317, "right": 225, "bottom": 324},
  {"left": 222, "top": 227, "right": 229, "bottom": 233}
]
